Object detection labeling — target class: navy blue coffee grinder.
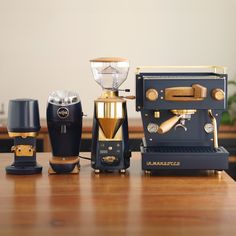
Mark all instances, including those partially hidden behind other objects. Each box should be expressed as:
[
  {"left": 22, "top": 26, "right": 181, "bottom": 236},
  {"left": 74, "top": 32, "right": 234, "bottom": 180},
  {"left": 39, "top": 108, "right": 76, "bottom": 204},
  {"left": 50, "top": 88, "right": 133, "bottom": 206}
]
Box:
[
  {"left": 47, "top": 90, "right": 83, "bottom": 174},
  {"left": 6, "top": 99, "right": 42, "bottom": 174}
]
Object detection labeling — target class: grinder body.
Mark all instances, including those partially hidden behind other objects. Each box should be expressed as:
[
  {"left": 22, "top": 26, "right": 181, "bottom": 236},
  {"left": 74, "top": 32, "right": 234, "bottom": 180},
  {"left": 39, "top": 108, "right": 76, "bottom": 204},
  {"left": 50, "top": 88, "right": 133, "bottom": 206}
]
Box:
[
  {"left": 6, "top": 99, "right": 42, "bottom": 175},
  {"left": 47, "top": 91, "right": 83, "bottom": 174}
]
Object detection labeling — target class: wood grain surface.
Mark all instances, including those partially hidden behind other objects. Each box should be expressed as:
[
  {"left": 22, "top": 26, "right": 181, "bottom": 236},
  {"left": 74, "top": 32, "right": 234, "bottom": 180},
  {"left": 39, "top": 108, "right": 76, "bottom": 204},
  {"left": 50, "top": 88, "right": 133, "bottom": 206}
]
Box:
[{"left": 0, "top": 152, "right": 236, "bottom": 236}]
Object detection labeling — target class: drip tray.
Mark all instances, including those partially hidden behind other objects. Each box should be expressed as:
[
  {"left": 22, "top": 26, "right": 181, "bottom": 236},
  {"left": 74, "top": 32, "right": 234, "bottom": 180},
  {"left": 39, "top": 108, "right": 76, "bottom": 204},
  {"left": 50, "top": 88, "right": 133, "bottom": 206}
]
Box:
[
  {"left": 144, "top": 146, "right": 222, "bottom": 153},
  {"left": 141, "top": 146, "right": 229, "bottom": 171}
]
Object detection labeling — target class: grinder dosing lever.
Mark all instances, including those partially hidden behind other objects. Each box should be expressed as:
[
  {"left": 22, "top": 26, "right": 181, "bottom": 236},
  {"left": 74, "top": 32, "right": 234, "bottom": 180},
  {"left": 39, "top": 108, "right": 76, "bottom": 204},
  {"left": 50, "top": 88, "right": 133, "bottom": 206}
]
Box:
[{"left": 157, "top": 110, "right": 196, "bottom": 134}]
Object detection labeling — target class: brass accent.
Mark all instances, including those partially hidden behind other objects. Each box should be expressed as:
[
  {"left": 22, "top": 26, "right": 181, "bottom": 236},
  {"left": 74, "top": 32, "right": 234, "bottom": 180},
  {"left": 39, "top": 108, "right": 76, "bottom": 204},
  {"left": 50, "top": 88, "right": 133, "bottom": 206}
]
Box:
[
  {"left": 49, "top": 157, "right": 79, "bottom": 165},
  {"left": 212, "top": 89, "right": 225, "bottom": 101},
  {"left": 98, "top": 126, "right": 122, "bottom": 141},
  {"left": 146, "top": 89, "right": 158, "bottom": 101},
  {"left": 11, "top": 145, "right": 35, "bottom": 156},
  {"left": 157, "top": 116, "right": 181, "bottom": 134},
  {"left": 8, "top": 132, "right": 37, "bottom": 138},
  {"left": 171, "top": 109, "right": 196, "bottom": 115},
  {"left": 136, "top": 65, "right": 226, "bottom": 74},
  {"left": 100, "top": 90, "right": 119, "bottom": 99},
  {"left": 90, "top": 57, "right": 128, "bottom": 63},
  {"left": 120, "top": 95, "right": 136, "bottom": 100},
  {"left": 157, "top": 110, "right": 196, "bottom": 134},
  {"left": 102, "top": 156, "right": 116, "bottom": 163},
  {"left": 165, "top": 84, "right": 207, "bottom": 101},
  {"left": 95, "top": 99, "right": 125, "bottom": 139},
  {"left": 154, "top": 111, "right": 160, "bottom": 118},
  {"left": 208, "top": 110, "right": 219, "bottom": 148}
]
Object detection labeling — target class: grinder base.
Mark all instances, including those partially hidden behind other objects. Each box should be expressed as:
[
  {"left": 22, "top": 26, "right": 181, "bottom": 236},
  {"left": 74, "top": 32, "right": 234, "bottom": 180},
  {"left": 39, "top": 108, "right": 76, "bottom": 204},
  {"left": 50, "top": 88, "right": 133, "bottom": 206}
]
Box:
[
  {"left": 49, "top": 157, "right": 80, "bottom": 174},
  {"left": 141, "top": 145, "right": 229, "bottom": 172},
  {"left": 6, "top": 164, "right": 42, "bottom": 175}
]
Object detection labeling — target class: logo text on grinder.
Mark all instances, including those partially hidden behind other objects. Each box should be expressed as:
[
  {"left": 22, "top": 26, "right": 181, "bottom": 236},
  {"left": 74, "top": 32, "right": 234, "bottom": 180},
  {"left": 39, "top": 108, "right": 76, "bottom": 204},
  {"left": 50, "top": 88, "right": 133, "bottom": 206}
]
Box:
[{"left": 57, "top": 107, "right": 69, "bottom": 119}]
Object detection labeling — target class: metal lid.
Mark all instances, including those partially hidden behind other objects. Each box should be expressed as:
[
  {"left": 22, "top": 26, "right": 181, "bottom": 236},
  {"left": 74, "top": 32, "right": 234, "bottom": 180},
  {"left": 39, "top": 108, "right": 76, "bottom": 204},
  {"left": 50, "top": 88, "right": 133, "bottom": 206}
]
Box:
[{"left": 48, "top": 90, "right": 80, "bottom": 106}]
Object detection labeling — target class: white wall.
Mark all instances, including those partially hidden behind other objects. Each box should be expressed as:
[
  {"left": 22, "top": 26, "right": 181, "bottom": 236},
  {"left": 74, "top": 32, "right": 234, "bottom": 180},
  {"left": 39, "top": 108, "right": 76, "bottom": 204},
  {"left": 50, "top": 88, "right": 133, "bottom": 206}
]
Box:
[{"left": 0, "top": 0, "right": 236, "bottom": 118}]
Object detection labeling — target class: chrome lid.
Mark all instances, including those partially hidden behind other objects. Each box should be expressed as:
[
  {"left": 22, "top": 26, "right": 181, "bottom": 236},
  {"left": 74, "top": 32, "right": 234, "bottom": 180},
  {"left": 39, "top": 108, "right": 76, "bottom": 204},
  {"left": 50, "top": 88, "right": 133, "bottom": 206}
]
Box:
[{"left": 48, "top": 90, "right": 80, "bottom": 106}]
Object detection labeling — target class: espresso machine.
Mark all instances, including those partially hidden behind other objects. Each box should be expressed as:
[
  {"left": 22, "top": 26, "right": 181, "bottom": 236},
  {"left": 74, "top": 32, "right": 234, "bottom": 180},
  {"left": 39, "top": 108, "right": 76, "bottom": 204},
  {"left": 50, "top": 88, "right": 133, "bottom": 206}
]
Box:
[
  {"left": 6, "top": 99, "right": 42, "bottom": 174},
  {"left": 47, "top": 90, "right": 83, "bottom": 174},
  {"left": 90, "top": 57, "right": 132, "bottom": 173},
  {"left": 136, "top": 66, "right": 229, "bottom": 174}
]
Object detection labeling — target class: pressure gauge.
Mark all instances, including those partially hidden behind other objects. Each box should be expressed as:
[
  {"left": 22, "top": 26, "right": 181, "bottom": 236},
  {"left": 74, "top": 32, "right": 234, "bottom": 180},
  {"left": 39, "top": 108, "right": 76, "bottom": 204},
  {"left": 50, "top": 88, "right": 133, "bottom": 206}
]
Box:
[
  {"left": 147, "top": 123, "right": 159, "bottom": 133},
  {"left": 204, "top": 123, "right": 214, "bottom": 133}
]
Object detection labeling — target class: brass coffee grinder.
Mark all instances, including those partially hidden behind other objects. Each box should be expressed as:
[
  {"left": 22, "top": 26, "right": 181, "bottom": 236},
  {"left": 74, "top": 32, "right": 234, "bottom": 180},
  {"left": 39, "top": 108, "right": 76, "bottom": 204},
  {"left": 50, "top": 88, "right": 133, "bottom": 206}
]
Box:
[
  {"left": 90, "top": 57, "right": 132, "bottom": 173},
  {"left": 136, "top": 66, "right": 229, "bottom": 174}
]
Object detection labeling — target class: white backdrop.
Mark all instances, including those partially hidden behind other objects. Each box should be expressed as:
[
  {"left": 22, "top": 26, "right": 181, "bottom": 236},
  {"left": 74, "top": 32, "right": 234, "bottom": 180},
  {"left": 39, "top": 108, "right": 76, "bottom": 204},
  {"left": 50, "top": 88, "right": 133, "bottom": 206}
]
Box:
[{"left": 0, "top": 0, "right": 236, "bottom": 118}]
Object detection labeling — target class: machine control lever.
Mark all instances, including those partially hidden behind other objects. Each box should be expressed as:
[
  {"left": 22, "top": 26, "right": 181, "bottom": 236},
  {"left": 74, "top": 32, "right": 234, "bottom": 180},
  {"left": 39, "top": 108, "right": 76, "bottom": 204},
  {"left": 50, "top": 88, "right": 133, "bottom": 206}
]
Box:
[{"left": 165, "top": 84, "right": 207, "bottom": 101}]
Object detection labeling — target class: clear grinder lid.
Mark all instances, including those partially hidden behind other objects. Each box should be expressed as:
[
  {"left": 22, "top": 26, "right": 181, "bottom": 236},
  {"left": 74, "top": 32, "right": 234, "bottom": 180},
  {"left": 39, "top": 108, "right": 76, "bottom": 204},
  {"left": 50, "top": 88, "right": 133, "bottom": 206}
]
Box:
[
  {"left": 90, "top": 57, "right": 129, "bottom": 90},
  {"left": 48, "top": 90, "right": 80, "bottom": 106}
]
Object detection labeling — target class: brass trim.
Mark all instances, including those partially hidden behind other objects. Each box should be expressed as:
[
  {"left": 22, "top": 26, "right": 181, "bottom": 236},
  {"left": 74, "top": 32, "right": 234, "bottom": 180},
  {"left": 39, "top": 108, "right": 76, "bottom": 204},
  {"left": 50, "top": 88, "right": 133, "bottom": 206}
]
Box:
[
  {"left": 102, "top": 156, "right": 117, "bottom": 163},
  {"left": 98, "top": 126, "right": 122, "bottom": 141},
  {"left": 146, "top": 89, "right": 158, "bottom": 101},
  {"left": 100, "top": 90, "right": 119, "bottom": 99},
  {"left": 171, "top": 109, "right": 196, "bottom": 115},
  {"left": 157, "top": 115, "right": 181, "bottom": 134},
  {"left": 165, "top": 84, "right": 207, "bottom": 101},
  {"left": 136, "top": 66, "right": 226, "bottom": 74},
  {"left": 211, "top": 89, "right": 225, "bottom": 101},
  {"left": 208, "top": 110, "right": 219, "bottom": 148},
  {"left": 11, "top": 145, "right": 35, "bottom": 156},
  {"left": 154, "top": 111, "right": 160, "bottom": 118},
  {"left": 95, "top": 100, "right": 125, "bottom": 139},
  {"left": 90, "top": 57, "right": 128, "bottom": 63},
  {"left": 8, "top": 132, "right": 37, "bottom": 138}
]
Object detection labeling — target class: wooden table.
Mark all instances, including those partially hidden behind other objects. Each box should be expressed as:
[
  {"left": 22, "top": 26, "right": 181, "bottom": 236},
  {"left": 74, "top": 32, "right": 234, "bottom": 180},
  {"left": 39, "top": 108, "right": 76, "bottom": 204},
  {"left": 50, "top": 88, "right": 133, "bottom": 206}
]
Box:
[{"left": 0, "top": 153, "right": 236, "bottom": 236}]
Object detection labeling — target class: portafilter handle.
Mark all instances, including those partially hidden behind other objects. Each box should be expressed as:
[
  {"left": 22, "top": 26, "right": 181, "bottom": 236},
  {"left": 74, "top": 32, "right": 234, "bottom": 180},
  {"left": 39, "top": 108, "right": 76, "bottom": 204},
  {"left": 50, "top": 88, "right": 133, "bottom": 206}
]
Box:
[{"left": 157, "top": 115, "right": 182, "bottom": 134}]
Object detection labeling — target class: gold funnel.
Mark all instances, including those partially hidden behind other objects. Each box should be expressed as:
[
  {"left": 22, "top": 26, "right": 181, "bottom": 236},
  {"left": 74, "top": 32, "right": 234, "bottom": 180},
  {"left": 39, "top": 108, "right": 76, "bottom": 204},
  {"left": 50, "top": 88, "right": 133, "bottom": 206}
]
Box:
[{"left": 95, "top": 91, "right": 125, "bottom": 139}]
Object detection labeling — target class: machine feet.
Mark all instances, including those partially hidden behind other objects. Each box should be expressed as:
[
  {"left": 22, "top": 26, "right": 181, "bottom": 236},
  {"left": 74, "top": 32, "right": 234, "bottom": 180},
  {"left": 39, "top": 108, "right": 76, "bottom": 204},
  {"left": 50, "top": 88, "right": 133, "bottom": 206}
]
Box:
[
  {"left": 144, "top": 170, "right": 151, "bottom": 175},
  {"left": 94, "top": 169, "right": 100, "bottom": 174},
  {"left": 94, "top": 169, "right": 127, "bottom": 174}
]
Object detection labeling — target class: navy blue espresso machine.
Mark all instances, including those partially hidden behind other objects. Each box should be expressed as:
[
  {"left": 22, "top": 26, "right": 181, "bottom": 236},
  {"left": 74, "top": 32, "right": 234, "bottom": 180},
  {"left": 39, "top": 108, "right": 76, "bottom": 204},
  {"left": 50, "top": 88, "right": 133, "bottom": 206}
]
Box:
[{"left": 136, "top": 66, "right": 229, "bottom": 174}]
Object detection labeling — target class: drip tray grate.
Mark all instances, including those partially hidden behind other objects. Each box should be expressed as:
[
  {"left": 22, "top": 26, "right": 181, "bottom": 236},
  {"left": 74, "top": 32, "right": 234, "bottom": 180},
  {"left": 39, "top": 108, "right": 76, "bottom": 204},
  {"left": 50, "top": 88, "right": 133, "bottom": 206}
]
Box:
[{"left": 147, "top": 146, "right": 218, "bottom": 153}]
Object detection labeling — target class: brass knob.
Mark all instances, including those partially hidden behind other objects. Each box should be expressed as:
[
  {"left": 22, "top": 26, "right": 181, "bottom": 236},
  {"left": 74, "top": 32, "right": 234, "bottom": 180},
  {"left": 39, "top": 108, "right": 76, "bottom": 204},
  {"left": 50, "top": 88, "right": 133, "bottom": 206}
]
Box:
[
  {"left": 146, "top": 89, "right": 158, "bottom": 101},
  {"left": 212, "top": 89, "right": 225, "bottom": 101},
  {"left": 154, "top": 111, "right": 160, "bottom": 118}
]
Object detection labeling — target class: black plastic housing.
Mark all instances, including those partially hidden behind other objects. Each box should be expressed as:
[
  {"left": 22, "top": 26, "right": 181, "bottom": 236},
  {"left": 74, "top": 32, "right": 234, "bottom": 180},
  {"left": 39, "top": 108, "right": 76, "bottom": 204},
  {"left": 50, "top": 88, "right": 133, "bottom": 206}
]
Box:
[{"left": 47, "top": 102, "right": 83, "bottom": 157}]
